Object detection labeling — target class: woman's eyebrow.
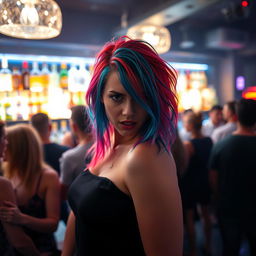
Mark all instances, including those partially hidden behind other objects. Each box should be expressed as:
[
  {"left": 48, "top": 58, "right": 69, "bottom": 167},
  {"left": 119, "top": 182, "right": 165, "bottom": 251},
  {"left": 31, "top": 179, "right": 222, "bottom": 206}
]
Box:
[{"left": 109, "top": 90, "right": 124, "bottom": 95}]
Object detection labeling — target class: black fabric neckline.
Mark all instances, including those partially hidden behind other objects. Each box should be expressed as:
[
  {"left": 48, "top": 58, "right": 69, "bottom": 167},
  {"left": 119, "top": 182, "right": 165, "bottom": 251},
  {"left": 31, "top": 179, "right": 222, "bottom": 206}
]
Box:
[{"left": 84, "top": 169, "right": 131, "bottom": 199}]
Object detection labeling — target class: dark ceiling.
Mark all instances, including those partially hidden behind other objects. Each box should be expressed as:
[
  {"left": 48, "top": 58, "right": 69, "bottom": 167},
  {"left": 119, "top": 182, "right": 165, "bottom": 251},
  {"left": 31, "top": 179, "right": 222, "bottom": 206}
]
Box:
[{"left": 0, "top": 0, "right": 255, "bottom": 57}]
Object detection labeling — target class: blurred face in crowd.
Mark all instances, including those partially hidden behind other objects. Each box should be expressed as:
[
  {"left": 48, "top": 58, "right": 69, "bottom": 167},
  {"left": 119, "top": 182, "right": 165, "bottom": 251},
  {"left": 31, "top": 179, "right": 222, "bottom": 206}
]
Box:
[
  {"left": 183, "top": 115, "right": 193, "bottom": 132},
  {"left": 223, "top": 104, "right": 231, "bottom": 122},
  {"left": 210, "top": 109, "right": 223, "bottom": 126}
]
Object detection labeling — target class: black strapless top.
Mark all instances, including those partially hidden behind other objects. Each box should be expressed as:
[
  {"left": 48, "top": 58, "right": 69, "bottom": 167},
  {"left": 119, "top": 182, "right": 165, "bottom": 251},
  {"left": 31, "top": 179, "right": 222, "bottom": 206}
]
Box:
[
  {"left": 17, "top": 174, "right": 56, "bottom": 253},
  {"left": 68, "top": 170, "right": 145, "bottom": 256}
]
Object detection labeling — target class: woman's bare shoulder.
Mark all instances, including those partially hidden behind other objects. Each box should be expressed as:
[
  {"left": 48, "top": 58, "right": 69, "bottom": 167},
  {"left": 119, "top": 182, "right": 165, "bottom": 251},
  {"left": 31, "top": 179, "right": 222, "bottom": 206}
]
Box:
[
  {"left": 130, "top": 142, "right": 171, "bottom": 160},
  {"left": 126, "top": 142, "right": 174, "bottom": 175},
  {"left": 0, "top": 177, "right": 12, "bottom": 189},
  {"left": 42, "top": 167, "right": 59, "bottom": 184},
  {"left": 43, "top": 166, "right": 58, "bottom": 176}
]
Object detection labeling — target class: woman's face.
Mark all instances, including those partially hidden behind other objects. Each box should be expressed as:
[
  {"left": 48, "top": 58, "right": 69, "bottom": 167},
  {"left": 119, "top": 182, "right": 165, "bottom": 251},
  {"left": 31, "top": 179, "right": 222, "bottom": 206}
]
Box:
[
  {"left": 0, "top": 129, "right": 7, "bottom": 161},
  {"left": 183, "top": 115, "right": 193, "bottom": 132},
  {"left": 102, "top": 71, "right": 148, "bottom": 144}
]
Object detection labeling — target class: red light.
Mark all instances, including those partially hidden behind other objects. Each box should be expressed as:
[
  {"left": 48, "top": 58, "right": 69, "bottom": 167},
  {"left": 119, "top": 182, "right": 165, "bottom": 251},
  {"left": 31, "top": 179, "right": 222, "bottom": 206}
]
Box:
[{"left": 241, "top": 0, "right": 249, "bottom": 7}]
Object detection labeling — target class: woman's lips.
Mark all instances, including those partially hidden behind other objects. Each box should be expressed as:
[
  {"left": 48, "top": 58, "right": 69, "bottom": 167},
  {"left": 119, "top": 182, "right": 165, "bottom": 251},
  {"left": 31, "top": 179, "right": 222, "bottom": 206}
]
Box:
[{"left": 119, "top": 121, "right": 136, "bottom": 130}]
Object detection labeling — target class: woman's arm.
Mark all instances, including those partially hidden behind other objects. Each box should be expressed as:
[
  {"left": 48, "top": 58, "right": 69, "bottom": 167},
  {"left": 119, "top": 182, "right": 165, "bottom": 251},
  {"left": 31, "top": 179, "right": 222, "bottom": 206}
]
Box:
[
  {"left": 0, "top": 178, "right": 40, "bottom": 256},
  {"left": 62, "top": 211, "right": 76, "bottom": 256},
  {"left": 125, "top": 144, "right": 183, "bottom": 256},
  {"left": 0, "top": 169, "right": 60, "bottom": 233}
]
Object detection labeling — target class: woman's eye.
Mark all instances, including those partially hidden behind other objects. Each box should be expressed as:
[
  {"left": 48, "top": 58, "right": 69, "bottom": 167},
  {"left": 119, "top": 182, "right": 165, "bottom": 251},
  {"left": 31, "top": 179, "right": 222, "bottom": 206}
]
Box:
[{"left": 110, "top": 94, "right": 123, "bottom": 102}]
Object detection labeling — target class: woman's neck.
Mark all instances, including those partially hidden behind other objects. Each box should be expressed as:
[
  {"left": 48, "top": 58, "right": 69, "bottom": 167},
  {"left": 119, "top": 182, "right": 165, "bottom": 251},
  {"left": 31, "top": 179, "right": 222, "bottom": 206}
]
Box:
[{"left": 78, "top": 134, "right": 93, "bottom": 146}]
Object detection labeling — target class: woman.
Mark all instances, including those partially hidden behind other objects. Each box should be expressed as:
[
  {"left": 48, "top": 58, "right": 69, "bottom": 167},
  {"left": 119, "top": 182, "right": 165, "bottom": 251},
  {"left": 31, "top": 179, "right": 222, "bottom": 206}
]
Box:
[
  {"left": 0, "top": 120, "right": 40, "bottom": 256},
  {"left": 63, "top": 37, "right": 183, "bottom": 256},
  {"left": 0, "top": 124, "right": 60, "bottom": 255},
  {"left": 181, "top": 112, "right": 213, "bottom": 256}
]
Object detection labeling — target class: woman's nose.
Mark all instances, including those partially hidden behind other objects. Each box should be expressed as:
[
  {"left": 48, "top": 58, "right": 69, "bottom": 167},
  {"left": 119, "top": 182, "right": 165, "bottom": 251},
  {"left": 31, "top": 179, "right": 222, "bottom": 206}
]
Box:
[{"left": 122, "top": 99, "right": 135, "bottom": 117}]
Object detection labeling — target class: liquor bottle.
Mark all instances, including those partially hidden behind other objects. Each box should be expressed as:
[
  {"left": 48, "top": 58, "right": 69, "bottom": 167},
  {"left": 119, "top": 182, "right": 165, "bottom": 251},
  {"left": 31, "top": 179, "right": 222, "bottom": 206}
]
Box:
[
  {"left": 185, "top": 70, "right": 191, "bottom": 90},
  {"left": 35, "top": 92, "right": 42, "bottom": 113},
  {"left": 28, "top": 91, "right": 38, "bottom": 118},
  {"left": 0, "top": 57, "right": 12, "bottom": 92},
  {"left": 0, "top": 92, "right": 5, "bottom": 120},
  {"left": 200, "top": 71, "right": 208, "bottom": 89},
  {"left": 12, "top": 67, "right": 23, "bottom": 91},
  {"left": 15, "top": 92, "right": 23, "bottom": 120},
  {"left": 68, "top": 92, "right": 75, "bottom": 109},
  {"left": 41, "top": 62, "right": 50, "bottom": 90},
  {"left": 21, "top": 61, "right": 30, "bottom": 90},
  {"left": 190, "top": 71, "right": 200, "bottom": 90},
  {"left": 68, "top": 64, "right": 79, "bottom": 92},
  {"left": 40, "top": 90, "right": 48, "bottom": 114},
  {"left": 49, "top": 64, "right": 59, "bottom": 89},
  {"left": 3, "top": 92, "right": 12, "bottom": 121},
  {"left": 77, "top": 91, "right": 85, "bottom": 105},
  {"left": 78, "top": 63, "right": 91, "bottom": 92},
  {"left": 59, "top": 63, "right": 68, "bottom": 90},
  {"left": 0, "top": 102, "right": 4, "bottom": 120},
  {"left": 30, "top": 62, "right": 43, "bottom": 92}
]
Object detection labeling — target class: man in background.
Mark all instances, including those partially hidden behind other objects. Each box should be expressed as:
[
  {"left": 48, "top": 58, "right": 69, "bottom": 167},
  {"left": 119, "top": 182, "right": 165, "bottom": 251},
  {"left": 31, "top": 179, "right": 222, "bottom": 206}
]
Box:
[
  {"left": 60, "top": 105, "right": 93, "bottom": 199},
  {"left": 31, "top": 113, "right": 70, "bottom": 175},
  {"left": 179, "top": 109, "right": 194, "bottom": 141},
  {"left": 202, "top": 105, "right": 224, "bottom": 137},
  {"left": 209, "top": 99, "right": 256, "bottom": 256},
  {"left": 211, "top": 101, "right": 237, "bottom": 143}
]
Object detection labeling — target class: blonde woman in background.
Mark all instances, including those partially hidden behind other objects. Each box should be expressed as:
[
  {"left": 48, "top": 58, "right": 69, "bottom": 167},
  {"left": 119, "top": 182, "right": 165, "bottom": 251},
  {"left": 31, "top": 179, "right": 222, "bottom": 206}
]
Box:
[
  {"left": 0, "top": 121, "right": 40, "bottom": 255},
  {"left": 0, "top": 124, "right": 60, "bottom": 255}
]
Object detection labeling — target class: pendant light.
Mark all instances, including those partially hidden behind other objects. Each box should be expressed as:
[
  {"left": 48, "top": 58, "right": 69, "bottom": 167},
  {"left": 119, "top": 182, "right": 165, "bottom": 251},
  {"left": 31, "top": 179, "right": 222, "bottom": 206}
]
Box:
[
  {"left": 0, "top": 0, "right": 62, "bottom": 39},
  {"left": 127, "top": 24, "right": 171, "bottom": 54}
]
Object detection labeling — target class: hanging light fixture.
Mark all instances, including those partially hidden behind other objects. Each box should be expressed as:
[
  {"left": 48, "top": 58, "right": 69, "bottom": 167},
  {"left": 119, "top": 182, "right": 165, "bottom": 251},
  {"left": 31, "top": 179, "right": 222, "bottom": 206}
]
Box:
[
  {"left": 127, "top": 24, "right": 171, "bottom": 54},
  {"left": 0, "top": 0, "right": 62, "bottom": 39}
]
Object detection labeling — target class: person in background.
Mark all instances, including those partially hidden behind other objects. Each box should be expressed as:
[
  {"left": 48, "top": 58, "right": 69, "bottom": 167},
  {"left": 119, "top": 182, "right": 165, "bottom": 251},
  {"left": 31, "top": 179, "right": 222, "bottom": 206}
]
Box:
[
  {"left": 171, "top": 128, "right": 188, "bottom": 178},
  {"left": 209, "top": 98, "right": 256, "bottom": 256},
  {"left": 31, "top": 113, "right": 70, "bottom": 175},
  {"left": 31, "top": 113, "right": 70, "bottom": 224},
  {"left": 61, "top": 131, "right": 78, "bottom": 149},
  {"left": 0, "top": 121, "right": 40, "bottom": 256},
  {"left": 62, "top": 37, "right": 183, "bottom": 256},
  {"left": 181, "top": 112, "right": 213, "bottom": 256},
  {"left": 60, "top": 105, "right": 93, "bottom": 199},
  {"left": 0, "top": 178, "right": 41, "bottom": 256},
  {"left": 179, "top": 109, "right": 194, "bottom": 141},
  {"left": 0, "top": 124, "right": 60, "bottom": 255},
  {"left": 211, "top": 101, "right": 237, "bottom": 143},
  {"left": 0, "top": 120, "right": 7, "bottom": 176},
  {"left": 202, "top": 105, "right": 224, "bottom": 137}
]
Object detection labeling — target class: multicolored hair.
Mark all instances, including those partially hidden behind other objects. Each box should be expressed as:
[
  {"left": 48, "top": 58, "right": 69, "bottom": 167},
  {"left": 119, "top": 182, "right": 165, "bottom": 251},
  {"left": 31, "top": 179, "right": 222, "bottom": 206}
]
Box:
[{"left": 86, "top": 36, "right": 178, "bottom": 168}]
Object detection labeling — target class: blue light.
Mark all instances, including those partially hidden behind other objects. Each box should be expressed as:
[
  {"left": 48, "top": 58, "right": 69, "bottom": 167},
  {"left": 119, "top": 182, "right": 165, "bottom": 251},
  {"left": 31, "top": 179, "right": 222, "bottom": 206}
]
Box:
[
  {"left": 169, "top": 62, "right": 208, "bottom": 71},
  {"left": 0, "top": 54, "right": 95, "bottom": 65},
  {"left": 0, "top": 54, "right": 209, "bottom": 71}
]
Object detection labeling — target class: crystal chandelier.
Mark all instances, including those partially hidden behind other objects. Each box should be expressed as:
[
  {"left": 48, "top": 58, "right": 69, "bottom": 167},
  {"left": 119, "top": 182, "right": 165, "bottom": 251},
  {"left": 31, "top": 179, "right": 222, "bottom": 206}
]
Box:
[
  {"left": 0, "top": 0, "right": 62, "bottom": 39},
  {"left": 127, "top": 24, "right": 171, "bottom": 54}
]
